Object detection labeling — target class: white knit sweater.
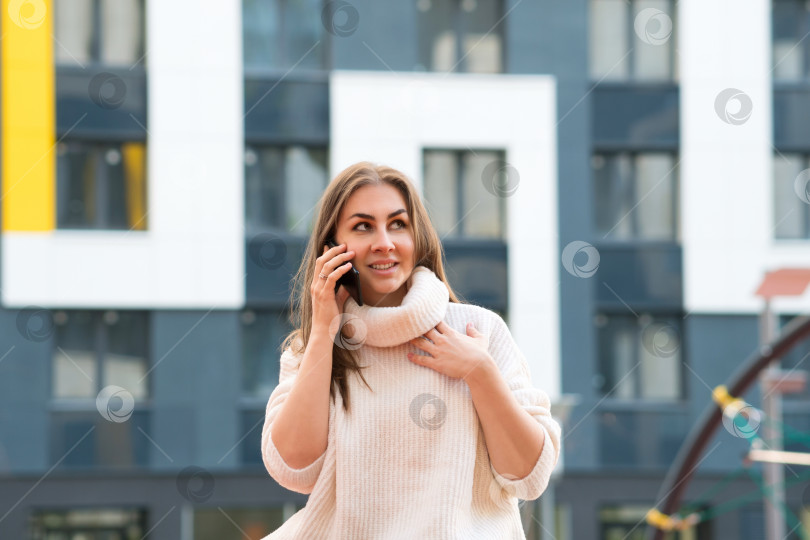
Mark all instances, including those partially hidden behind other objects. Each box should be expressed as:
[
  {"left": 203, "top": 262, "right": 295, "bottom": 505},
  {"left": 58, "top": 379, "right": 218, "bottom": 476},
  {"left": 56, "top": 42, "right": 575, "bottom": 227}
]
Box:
[{"left": 261, "top": 266, "right": 561, "bottom": 539}]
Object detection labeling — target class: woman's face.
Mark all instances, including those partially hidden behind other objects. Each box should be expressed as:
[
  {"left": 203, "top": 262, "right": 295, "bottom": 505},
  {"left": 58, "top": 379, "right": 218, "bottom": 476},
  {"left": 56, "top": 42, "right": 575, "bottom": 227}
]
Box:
[{"left": 335, "top": 183, "right": 416, "bottom": 307}]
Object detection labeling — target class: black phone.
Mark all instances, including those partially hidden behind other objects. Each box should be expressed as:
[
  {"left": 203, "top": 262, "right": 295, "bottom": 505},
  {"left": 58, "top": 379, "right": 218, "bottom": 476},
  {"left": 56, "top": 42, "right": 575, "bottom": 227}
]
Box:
[{"left": 326, "top": 238, "right": 363, "bottom": 306}]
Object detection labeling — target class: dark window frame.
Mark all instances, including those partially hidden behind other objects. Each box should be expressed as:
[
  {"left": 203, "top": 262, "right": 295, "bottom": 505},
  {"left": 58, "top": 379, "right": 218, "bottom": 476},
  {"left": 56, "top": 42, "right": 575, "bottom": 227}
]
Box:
[
  {"left": 594, "top": 309, "right": 688, "bottom": 402},
  {"left": 778, "top": 314, "right": 810, "bottom": 403},
  {"left": 49, "top": 309, "right": 152, "bottom": 403},
  {"left": 53, "top": 0, "right": 147, "bottom": 69},
  {"left": 239, "top": 307, "right": 291, "bottom": 399},
  {"left": 416, "top": 0, "right": 506, "bottom": 74},
  {"left": 238, "top": 306, "right": 292, "bottom": 467},
  {"left": 242, "top": 0, "right": 333, "bottom": 74},
  {"left": 55, "top": 140, "right": 148, "bottom": 231},
  {"left": 592, "top": 150, "right": 680, "bottom": 242},
  {"left": 772, "top": 0, "right": 810, "bottom": 82},
  {"left": 422, "top": 147, "right": 508, "bottom": 240},
  {"left": 48, "top": 310, "right": 152, "bottom": 470},
  {"left": 588, "top": 0, "right": 678, "bottom": 82},
  {"left": 243, "top": 143, "right": 330, "bottom": 235},
  {"left": 54, "top": 0, "right": 149, "bottom": 231},
  {"left": 31, "top": 507, "right": 148, "bottom": 539},
  {"left": 772, "top": 152, "right": 810, "bottom": 239}
]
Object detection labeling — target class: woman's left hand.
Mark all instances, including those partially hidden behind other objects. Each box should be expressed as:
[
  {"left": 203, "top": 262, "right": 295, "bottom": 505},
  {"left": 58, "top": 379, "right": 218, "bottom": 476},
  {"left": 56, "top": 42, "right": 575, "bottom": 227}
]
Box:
[{"left": 407, "top": 321, "right": 494, "bottom": 382}]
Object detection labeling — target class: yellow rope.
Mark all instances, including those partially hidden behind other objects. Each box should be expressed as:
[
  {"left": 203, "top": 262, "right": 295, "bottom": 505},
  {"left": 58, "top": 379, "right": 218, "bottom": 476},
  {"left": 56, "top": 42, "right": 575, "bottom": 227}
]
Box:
[
  {"left": 646, "top": 508, "right": 675, "bottom": 531},
  {"left": 712, "top": 385, "right": 744, "bottom": 410},
  {"left": 646, "top": 508, "right": 701, "bottom": 531}
]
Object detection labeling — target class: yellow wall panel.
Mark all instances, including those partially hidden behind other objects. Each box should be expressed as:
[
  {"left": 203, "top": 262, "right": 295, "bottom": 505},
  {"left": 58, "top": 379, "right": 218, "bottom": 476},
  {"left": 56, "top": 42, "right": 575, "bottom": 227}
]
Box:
[
  {"left": 122, "top": 142, "right": 147, "bottom": 230},
  {"left": 2, "top": 0, "right": 55, "bottom": 231}
]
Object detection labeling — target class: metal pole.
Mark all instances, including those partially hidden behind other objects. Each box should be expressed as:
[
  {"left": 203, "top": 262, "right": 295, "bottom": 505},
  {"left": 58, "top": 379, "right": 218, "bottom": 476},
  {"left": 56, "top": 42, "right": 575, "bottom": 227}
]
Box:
[
  {"left": 540, "top": 481, "right": 556, "bottom": 540},
  {"left": 760, "top": 299, "right": 785, "bottom": 540}
]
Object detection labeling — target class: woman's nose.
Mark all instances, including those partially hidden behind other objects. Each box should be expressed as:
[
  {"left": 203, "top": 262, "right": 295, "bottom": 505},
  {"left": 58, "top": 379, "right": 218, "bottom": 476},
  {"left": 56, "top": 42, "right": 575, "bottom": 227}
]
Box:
[{"left": 371, "top": 230, "right": 395, "bottom": 251}]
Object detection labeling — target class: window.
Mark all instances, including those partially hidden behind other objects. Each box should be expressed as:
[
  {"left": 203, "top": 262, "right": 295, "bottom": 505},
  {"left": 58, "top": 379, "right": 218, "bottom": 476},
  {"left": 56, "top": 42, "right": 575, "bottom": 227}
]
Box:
[
  {"left": 240, "top": 309, "right": 292, "bottom": 466},
  {"left": 773, "top": 153, "right": 810, "bottom": 239},
  {"left": 423, "top": 149, "right": 507, "bottom": 239},
  {"left": 31, "top": 508, "right": 148, "bottom": 539},
  {"left": 589, "top": 0, "right": 677, "bottom": 82},
  {"left": 595, "top": 313, "right": 684, "bottom": 400},
  {"left": 53, "top": 0, "right": 146, "bottom": 67},
  {"left": 773, "top": 0, "right": 810, "bottom": 81},
  {"left": 439, "top": 247, "right": 509, "bottom": 312},
  {"left": 245, "top": 146, "right": 329, "bottom": 235},
  {"left": 52, "top": 310, "right": 150, "bottom": 400},
  {"left": 243, "top": 0, "right": 327, "bottom": 71},
  {"left": 51, "top": 310, "right": 150, "bottom": 469},
  {"left": 50, "top": 409, "right": 150, "bottom": 468},
  {"left": 194, "top": 506, "right": 303, "bottom": 539},
  {"left": 241, "top": 309, "right": 292, "bottom": 398},
  {"left": 56, "top": 141, "right": 148, "bottom": 231},
  {"left": 54, "top": 2, "right": 149, "bottom": 232},
  {"left": 423, "top": 148, "right": 509, "bottom": 312},
  {"left": 599, "top": 409, "right": 688, "bottom": 468},
  {"left": 240, "top": 409, "right": 266, "bottom": 466},
  {"left": 778, "top": 315, "right": 810, "bottom": 402},
  {"left": 416, "top": 0, "right": 504, "bottom": 73},
  {"left": 593, "top": 152, "right": 679, "bottom": 241}
]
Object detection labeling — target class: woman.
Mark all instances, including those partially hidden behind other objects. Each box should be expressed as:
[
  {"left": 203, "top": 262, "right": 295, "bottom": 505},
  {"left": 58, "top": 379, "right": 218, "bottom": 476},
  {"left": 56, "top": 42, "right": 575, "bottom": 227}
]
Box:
[{"left": 261, "top": 162, "right": 561, "bottom": 539}]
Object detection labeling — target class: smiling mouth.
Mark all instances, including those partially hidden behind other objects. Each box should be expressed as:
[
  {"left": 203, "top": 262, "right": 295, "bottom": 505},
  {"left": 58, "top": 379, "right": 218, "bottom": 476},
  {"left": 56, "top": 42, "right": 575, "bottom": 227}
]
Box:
[{"left": 369, "top": 263, "right": 398, "bottom": 271}]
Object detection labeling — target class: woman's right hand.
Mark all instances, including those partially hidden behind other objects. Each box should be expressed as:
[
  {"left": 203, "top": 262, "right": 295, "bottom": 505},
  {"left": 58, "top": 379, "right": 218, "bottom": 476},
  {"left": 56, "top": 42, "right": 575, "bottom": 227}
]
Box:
[{"left": 311, "top": 242, "right": 355, "bottom": 339}]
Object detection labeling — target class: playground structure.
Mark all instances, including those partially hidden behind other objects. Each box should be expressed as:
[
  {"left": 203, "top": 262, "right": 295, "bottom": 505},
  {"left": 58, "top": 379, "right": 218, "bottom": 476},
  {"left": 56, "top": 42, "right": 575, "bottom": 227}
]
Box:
[{"left": 646, "top": 270, "right": 810, "bottom": 540}]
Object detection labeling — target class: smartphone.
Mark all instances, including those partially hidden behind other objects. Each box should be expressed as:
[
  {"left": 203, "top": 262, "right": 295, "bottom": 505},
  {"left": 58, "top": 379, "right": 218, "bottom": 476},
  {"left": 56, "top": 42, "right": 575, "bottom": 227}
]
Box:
[{"left": 326, "top": 238, "right": 363, "bottom": 306}]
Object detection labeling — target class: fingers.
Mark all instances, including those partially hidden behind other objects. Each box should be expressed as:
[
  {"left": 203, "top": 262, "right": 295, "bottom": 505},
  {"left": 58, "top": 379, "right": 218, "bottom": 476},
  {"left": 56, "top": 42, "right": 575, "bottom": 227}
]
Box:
[
  {"left": 313, "top": 243, "right": 354, "bottom": 291},
  {"left": 434, "top": 321, "right": 463, "bottom": 335},
  {"left": 410, "top": 335, "right": 436, "bottom": 354},
  {"left": 315, "top": 242, "right": 346, "bottom": 273},
  {"left": 428, "top": 321, "right": 472, "bottom": 337},
  {"left": 424, "top": 328, "right": 440, "bottom": 340},
  {"left": 335, "top": 285, "right": 351, "bottom": 310},
  {"left": 329, "top": 251, "right": 355, "bottom": 273},
  {"left": 315, "top": 261, "right": 353, "bottom": 294},
  {"left": 318, "top": 245, "right": 354, "bottom": 276},
  {"left": 417, "top": 322, "right": 474, "bottom": 349}
]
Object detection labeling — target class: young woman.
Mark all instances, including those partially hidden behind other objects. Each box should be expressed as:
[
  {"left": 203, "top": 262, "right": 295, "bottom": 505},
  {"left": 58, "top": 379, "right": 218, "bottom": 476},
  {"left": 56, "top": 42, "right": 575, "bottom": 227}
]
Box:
[{"left": 261, "top": 162, "right": 561, "bottom": 539}]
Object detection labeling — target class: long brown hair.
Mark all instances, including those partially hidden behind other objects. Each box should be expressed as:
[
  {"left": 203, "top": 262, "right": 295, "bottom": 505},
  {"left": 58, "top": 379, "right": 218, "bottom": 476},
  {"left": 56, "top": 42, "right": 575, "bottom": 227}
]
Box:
[{"left": 281, "top": 162, "right": 461, "bottom": 413}]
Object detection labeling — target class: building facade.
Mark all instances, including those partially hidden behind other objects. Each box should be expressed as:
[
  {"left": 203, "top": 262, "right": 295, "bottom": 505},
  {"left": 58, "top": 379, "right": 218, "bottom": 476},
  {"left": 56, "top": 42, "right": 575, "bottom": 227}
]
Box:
[{"left": 1, "top": 0, "right": 809, "bottom": 538}]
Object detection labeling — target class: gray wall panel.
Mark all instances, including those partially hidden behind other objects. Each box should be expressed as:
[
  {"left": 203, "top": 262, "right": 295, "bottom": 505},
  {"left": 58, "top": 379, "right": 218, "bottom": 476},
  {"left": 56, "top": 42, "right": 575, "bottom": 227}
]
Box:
[
  {"left": 0, "top": 309, "right": 51, "bottom": 472},
  {"left": 151, "top": 311, "right": 241, "bottom": 469},
  {"left": 508, "top": 0, "right": 597, "bottom": 470}
]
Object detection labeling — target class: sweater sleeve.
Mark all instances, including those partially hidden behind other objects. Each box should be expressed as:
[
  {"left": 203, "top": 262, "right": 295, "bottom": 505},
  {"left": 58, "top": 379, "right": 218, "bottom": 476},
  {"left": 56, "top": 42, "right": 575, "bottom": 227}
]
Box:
[
  {"left": 260, "top": 343, "right": 328, "bottom": 495},
  {"left": 486, "top": 314, "right": 562, "bottom": 502}
]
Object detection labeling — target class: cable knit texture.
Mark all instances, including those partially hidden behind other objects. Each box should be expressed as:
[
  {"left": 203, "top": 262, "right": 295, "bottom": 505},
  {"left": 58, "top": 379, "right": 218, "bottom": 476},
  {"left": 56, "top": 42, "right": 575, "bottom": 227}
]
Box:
[{"left": 261, "top": 266, "right": 562, "bottom": 539}]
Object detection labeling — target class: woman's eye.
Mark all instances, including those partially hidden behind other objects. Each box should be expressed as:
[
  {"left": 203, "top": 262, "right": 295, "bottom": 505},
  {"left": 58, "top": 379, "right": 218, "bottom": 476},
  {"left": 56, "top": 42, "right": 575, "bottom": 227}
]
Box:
[{"left": 354, "top": 219, "right": 408, "bottom": 231}]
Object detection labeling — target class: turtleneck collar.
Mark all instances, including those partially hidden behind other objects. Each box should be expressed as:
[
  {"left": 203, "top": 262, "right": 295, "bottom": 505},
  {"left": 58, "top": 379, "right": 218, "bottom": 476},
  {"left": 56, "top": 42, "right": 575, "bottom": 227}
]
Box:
[{"left": 343, "top": 265, "right": 450, "bottom": 348}]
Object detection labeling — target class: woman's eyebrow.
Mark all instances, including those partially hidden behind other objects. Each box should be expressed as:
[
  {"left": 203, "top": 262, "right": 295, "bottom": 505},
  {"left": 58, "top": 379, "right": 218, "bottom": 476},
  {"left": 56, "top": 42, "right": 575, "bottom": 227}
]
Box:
[{"left": 348, "top": 209, "right": 407, "bottom": 220}]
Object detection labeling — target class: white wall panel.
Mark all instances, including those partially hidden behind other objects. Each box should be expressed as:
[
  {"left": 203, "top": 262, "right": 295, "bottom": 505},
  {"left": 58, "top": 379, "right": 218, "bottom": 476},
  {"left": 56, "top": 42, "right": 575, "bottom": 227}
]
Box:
[
  {"left": 680, "top": 0, "right": 810, "bottom": 313},
  {"left": 331, "top": 72, "right": 561, "bottom": 399}
]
